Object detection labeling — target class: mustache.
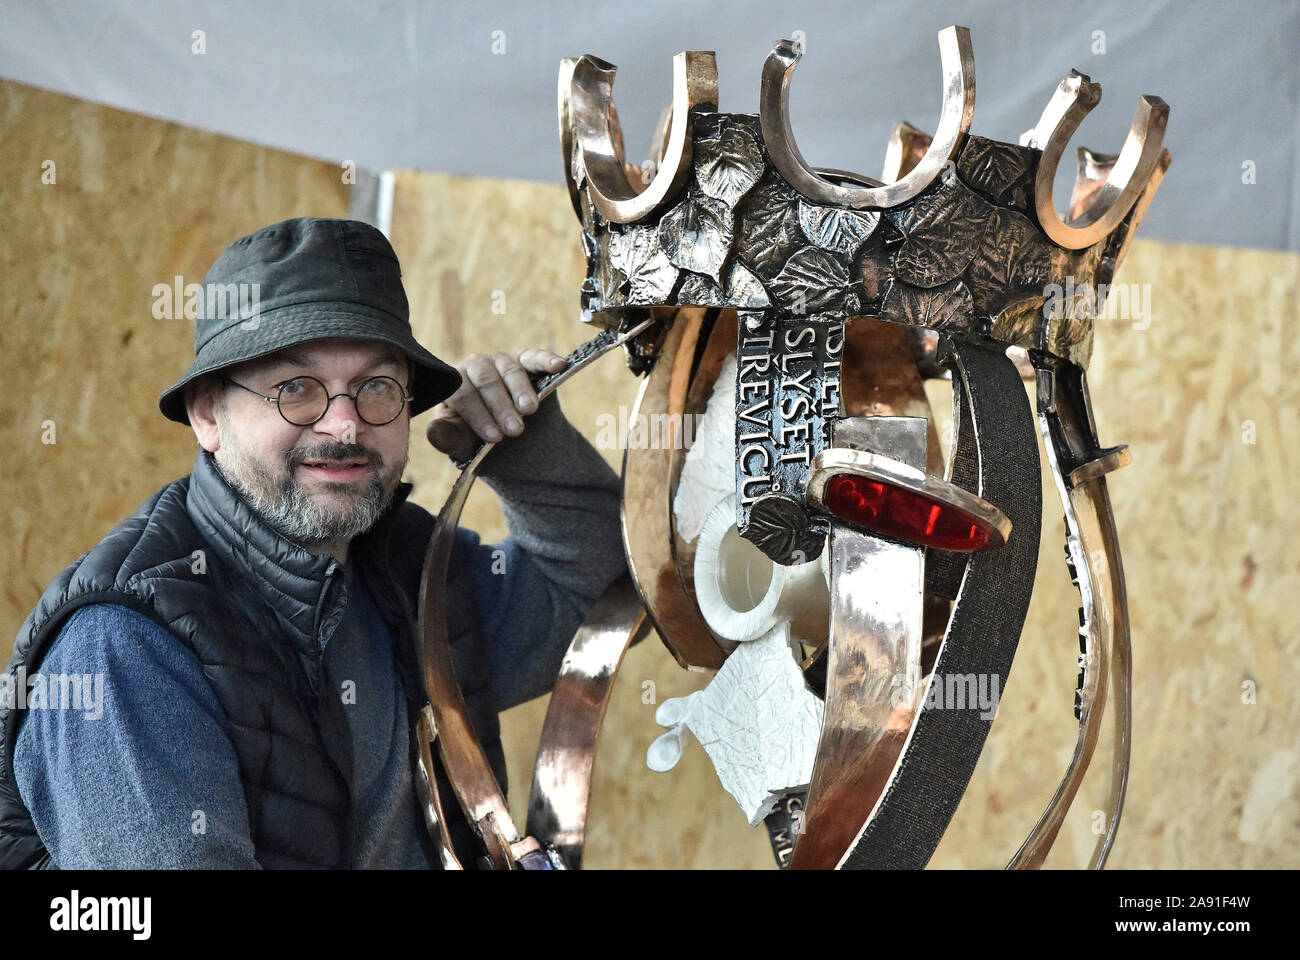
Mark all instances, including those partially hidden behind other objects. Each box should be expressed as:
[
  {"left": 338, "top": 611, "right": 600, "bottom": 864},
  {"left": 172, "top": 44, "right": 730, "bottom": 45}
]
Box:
[{"left": 287, "top": 441, "right": 381, "bottom": 469}]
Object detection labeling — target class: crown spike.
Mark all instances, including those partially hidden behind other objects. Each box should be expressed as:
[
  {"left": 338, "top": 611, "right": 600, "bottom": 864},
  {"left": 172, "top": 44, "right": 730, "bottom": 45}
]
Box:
[
  {"left": 566, "top": 51, "right": 718, "bottom": 224},
  {"left": 1069, "top": 146, "right": 1119, "bottom": 221},
  {"left": 760, "top": 25, "right": 975, "bottom": 209},
  {"left": 557, "top": 57, "right": 585, "bottom": 221},
  {"left": 1028, "top": 70, "right": 1170, "bottom": 248}
]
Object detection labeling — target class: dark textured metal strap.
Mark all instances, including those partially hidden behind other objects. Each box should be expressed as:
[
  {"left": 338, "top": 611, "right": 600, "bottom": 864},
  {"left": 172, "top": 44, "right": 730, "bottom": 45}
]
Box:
[
  {"left": 925, "top": 365, "right": 980, "bottom": 601},
  {"left": 840, "top": 338, "right": 1042, "bottom": 869}
]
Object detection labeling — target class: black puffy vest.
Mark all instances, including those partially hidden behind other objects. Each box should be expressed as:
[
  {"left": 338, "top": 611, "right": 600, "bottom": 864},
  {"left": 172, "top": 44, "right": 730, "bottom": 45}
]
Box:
[{"left": 0, "top": 450, "right": 505, "bottom": 869}]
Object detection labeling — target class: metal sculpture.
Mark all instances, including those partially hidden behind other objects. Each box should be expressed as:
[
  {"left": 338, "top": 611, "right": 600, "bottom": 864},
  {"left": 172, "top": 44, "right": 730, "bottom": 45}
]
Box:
[{"left": 415, "top": 25, "right": 1170, "bottom": 870}]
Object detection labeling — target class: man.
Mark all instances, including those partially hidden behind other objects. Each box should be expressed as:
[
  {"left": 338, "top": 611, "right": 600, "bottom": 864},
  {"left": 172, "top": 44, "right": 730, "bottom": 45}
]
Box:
[{"left": 0, "top": 217, "right": 627, "bottom": 868}]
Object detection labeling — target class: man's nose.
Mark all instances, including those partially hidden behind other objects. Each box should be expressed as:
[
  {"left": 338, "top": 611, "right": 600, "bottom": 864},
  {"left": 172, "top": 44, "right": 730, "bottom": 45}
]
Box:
[{"left": 311, "top": 391, "right": 366, "bottom": 441}]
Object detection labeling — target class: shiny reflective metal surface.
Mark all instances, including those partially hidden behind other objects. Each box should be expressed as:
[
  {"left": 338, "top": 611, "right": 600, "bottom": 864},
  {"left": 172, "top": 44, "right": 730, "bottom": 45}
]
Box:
[
  {"left": 526, "top": 578, "right": 650, "bottom": 869},
  {"left": 1069, "top": 445, "right": 1131, "bottom": 486},
  {"left": 1024, "top": 69, "right": 1169, "bottom": 249},
  {"left": 1006, "top": 479, "right": 1112, "bottom": 869},
  {"left": 569, "top": 51, "right": 718, "bottom": 224},
  {"left": 415, "top": 705, "right": 464, "bottom": 870},
  {"left": 1087, "top": 482, "right": 1133, "bottom": 869},
  {"left": 1009, "top": 357, "right": 1133, "bottom": 869},
  {"left": 1111, "top": 147, "right": 1172, "bottom": 275},
  {"left": 881, "top": 121, "right": 932, "bottom": 185},
  {"left": 416, "top": 315, "right": 657, "bottom": 869},
  {"left": 760, "top": 27, "right": 975, "bottom": 209},
  {"left": 621, "top": 307, "right": 729, "bottom": 670},
  {"left": 790, "top": 417, "right": 926, "bottom": 869},
  {"left": 673, "top": 309, "right": 739, "bottom": 596}
]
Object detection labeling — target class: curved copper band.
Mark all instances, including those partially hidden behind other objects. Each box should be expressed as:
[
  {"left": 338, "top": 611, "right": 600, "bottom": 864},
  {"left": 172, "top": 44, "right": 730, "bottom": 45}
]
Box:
[
  {"left": 525, "top": 577, "right": 650, "bottom": 868},
  {"left": 557, "top": 57, "right": 584, "bottom": 221},
  {"left": 1008, "top": 358, "right": 1133, "bottom": 869},
  {"left": 1006, "top": 481, "right": 1113, "bottom": 868},
  {"left": 789, "top": 417, "right": 928, "bottom": 869},
  {"left": 621, "top": 307, "right": 729, "bottom": 670},
  {"left": 416, "top": 316, "right": 656, "bottom": 869},
  {"left": 414, "top": 706, "right": 464, "bottom": 870}
]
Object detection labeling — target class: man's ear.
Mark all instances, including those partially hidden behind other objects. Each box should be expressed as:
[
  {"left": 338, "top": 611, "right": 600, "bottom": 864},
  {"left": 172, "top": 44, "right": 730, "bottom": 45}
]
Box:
[{"left": 186, "top": 376, "right": 222, "bottom": 453}]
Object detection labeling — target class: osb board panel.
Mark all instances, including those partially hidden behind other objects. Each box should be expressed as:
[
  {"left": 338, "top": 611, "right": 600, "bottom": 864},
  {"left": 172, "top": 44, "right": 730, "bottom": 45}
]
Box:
[{"left": 0, "top": 79, "right": 349, "bottom": 653}]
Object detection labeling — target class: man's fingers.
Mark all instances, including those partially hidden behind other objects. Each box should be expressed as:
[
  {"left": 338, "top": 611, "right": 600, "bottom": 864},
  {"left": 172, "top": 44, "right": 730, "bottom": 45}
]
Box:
[
  {"left": 425, "top": 411, "right": 475, "bottom": 461},
  {"left": 519, "top": 348, "right": 568, "bottom": 376},
  {"left": 437, "top": 349, "right": 567, "bottom": 451},
  {"left": 466, "top": 353, "right": 528, "bottom": 437},
  {"left": 426, "top": 402, "right": 476, "bottom": 456},
  {"left": 428, "top": 400, "right": 464, "bottom": 427},
  {"left": 496, "top": 352, "right": 541, "bottom": 414},
  {"left": 450, "top": 357, "right": 509, "bottom": 442}
]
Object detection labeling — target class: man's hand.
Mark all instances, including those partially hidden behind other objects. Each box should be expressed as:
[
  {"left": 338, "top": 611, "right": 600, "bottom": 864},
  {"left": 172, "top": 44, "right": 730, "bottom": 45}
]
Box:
[{"left": 427, "top": 348, "right": 568, "bottom": 462}]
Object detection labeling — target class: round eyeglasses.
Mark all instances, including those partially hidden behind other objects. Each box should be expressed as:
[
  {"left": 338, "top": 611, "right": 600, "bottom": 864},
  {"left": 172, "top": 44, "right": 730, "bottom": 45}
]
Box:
[{"left": 222, "top": 374, "right": 414, "bottom": 426}]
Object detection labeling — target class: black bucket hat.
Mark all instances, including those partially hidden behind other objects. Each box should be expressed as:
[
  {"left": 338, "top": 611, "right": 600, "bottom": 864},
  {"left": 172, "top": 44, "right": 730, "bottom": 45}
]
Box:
[{"left": 158, "top": 217, "right": 462, "bottom": 424}]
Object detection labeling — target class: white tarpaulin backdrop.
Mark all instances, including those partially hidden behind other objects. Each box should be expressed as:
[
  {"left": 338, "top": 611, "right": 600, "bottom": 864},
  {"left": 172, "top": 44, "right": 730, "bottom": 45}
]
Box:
[{"left": 1, "top": 0, "right": 1296, "bottom": 251}]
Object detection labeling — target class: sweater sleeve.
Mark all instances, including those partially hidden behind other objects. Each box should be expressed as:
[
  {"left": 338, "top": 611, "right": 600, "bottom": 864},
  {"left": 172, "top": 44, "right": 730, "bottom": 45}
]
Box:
[
  {"left": 13, "top": 603, "right": 261, "bottom": 869},
  {"left": 454, "top": 391, "right": 628, "bottom": 712}
]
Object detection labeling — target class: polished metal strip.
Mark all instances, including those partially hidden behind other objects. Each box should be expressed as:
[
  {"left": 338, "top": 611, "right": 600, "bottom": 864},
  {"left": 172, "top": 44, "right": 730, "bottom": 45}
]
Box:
[
  {"left": 621, "top": 307, "right": 729, "bottom": 671},
  {"left": 569, "top": 52, "right": 718, "bottom": 223},
  {"left": 416, "top": 315, "right": 656, "bottom": 868},
  {"left": 760, "top": 26, "right": 974, "bottom": 209},
  {"left": 526, "top": 577, "right": 649, "bottom": 869},
  {"left": 1008, "top": 356, "right": 1132, "bottom": 869},
  {"left": 414, "top": 705, "right": 464, "bottom": 870},
  {"left": 789, "top": 416, "right": 926, "bottom": 869}
]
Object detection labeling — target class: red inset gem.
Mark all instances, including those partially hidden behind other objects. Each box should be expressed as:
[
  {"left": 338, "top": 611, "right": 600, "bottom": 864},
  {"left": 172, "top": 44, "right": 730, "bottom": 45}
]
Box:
[{"left": 824, "top": 473, "right": 992, "bottom": 551}]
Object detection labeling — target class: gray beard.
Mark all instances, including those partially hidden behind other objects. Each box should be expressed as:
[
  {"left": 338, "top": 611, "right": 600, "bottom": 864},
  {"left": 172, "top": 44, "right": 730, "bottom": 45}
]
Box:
[{"left": 212, "top": 433, "right": 406, "bottom": 551}]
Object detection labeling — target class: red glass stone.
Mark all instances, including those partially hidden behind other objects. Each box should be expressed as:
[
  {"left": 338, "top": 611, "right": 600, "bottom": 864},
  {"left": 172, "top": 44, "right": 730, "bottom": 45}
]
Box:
[{"left": 823, "top": 473, "right": 991, "bottom": 551}]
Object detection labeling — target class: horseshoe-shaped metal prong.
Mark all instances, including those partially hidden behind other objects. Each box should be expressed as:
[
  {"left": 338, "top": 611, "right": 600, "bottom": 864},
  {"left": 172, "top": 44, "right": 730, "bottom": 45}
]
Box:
[
  {"left": 760, "top": 26, "right": 975, "bottom": 209},
  {"left": 557, "top": 57, "right": 585, "bottom": 222},
  {"left": 569, "top": 51, "right": 718, "bottom": 224},
  {"left": 1028, "top": 70, "right": 1169, "bottom": 249}
]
